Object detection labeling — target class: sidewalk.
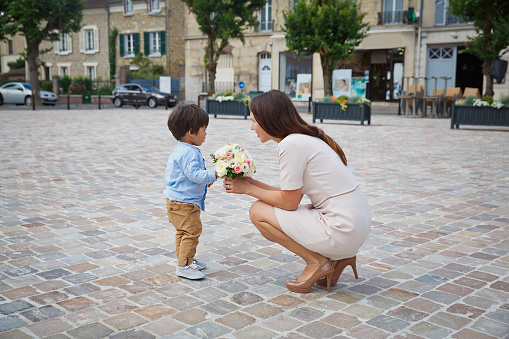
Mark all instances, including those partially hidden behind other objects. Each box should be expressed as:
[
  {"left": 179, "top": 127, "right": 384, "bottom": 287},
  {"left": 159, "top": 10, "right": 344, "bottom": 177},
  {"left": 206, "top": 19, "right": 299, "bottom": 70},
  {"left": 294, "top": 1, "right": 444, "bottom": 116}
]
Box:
[{"left": 0, "top": 108, "right": 508, "bottom": 338}]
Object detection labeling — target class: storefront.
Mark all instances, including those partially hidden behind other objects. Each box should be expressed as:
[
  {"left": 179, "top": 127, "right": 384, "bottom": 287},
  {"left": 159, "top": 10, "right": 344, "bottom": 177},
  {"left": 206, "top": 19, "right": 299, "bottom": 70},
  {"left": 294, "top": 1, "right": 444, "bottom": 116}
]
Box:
[{"left": 279, "top": 52, "right": 313, "bottom": 101}]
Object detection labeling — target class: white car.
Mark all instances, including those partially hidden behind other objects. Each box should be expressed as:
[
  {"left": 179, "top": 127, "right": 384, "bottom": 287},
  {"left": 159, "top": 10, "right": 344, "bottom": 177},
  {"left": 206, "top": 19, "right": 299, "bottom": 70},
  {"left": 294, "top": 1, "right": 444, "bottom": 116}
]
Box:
[{"left": 0, "top": 82, "right": 59, "bottom": 106}]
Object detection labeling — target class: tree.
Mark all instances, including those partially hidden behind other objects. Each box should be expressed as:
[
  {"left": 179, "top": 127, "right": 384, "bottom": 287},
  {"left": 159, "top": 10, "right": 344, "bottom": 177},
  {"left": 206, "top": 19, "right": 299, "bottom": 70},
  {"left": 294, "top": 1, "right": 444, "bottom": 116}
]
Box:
[
  {"left": 448, "top": 0, "right": 509, "bottom": 97},
  {"left": 181, "top": 0, "right": 266, "bottom": 95},
  {"left": 283, "top": 0, "right": 369, "bottom": 97},
  {"left": 7, "top": 57, "right": 25, "bottom": 71},
  {"left": 0, "top": 0, "right": 83, "bottom": 105}
]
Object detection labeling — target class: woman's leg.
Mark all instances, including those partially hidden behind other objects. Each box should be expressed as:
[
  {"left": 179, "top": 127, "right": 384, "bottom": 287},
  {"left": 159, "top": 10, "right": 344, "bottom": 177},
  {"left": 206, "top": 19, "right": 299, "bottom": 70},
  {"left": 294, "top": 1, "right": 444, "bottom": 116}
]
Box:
[{"left": 249, "top": 200, "right": 328, "bottom": 281}]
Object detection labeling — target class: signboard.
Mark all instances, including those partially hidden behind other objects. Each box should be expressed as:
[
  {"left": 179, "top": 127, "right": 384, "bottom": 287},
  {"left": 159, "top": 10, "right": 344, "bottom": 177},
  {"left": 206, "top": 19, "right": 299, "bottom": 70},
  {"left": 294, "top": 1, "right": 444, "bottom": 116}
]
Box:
[
  {"left": 295, "top": 74, "right": 312, "bottom": 101},
  {"left": 160, "top": 76, "right": 172, "bottom": 94},
  {"left": 238, "top": 81, "right": 245, "bottom": 89},
  {"left": 332, "top": 69, "right": 352, "bottom": 98}
]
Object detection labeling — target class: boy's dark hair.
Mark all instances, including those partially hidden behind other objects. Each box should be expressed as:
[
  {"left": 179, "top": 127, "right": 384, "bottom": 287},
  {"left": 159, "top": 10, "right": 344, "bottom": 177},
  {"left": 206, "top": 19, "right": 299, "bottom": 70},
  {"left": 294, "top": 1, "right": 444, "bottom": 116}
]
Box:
[{"left": 167, "top": 102, "right": 209, "bottom": 140}]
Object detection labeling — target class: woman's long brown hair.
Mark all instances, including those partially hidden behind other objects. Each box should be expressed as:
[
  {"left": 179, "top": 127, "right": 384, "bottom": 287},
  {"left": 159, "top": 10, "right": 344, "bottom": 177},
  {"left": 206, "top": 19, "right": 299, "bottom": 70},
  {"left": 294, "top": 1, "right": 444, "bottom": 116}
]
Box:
[{"left": 249, "top": 90, "right": 347, "bottom": 166}]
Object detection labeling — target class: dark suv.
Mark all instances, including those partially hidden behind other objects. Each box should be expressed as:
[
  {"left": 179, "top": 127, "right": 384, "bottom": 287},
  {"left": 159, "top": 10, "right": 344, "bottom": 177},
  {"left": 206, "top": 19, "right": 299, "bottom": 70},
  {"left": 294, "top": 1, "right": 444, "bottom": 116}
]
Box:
[{"left": 111, "top": 83, "right": 177, "bottom": 108}]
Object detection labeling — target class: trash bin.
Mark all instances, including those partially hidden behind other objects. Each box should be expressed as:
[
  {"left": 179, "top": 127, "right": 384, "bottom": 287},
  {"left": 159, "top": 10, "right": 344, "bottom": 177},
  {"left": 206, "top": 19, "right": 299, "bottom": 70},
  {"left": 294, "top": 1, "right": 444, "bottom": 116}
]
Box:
[
  {"left": 249, "top": 91, "right": 263, "bottom": 99},
  {"left": 82, "top": 93, "right": 92, "bottom": 104}
]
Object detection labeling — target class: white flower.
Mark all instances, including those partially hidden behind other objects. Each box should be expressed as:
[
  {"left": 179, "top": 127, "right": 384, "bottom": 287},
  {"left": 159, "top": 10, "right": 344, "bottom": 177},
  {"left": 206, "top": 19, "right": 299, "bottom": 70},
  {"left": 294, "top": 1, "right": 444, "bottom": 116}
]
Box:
[
  {"left": 211, "top": 143, "right": 255, "bottom": 178},
  {"left": 216, "top": 95, "right": 234, "bottom": 103},
  {"left": 215, "top": 160, "right": 228, "bottom": 177},
  {"left": 492, "top": 100, "right": 503, "bottom": 109}
]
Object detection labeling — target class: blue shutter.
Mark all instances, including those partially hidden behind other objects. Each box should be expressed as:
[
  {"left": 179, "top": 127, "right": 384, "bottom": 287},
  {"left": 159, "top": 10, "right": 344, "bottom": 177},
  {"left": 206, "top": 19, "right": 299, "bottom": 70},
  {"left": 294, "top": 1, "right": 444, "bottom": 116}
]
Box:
[
  {"left": 119, "top": 34, "right": 125, "bottom": 57},
  {"left": 160, "top": 31, "right": 166, "bottom": 55},
  {"left": 134, "top": 33, "right": 140, "bottom": 56},
  {"left": 144, "top": 32, "right": 149, "bottom": 55}
]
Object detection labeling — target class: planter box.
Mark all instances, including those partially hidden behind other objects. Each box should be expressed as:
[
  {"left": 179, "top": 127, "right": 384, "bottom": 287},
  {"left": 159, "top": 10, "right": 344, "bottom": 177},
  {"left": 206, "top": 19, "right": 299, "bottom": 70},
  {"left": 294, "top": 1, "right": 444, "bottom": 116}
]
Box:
[
  {"left": 451, "top": 104, "right": 509, "bottom": 129},
  {"left": 206, "top": 98, "right": 249, "bottom": 119},
  {"left": 312, "top": 102, "right": 371, "bottom": 125}
]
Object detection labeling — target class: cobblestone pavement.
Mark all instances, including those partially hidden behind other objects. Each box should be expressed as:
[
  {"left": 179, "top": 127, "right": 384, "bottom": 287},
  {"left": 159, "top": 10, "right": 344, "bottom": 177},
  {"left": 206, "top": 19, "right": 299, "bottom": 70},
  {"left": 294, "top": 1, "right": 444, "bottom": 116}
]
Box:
[{"left": 1, "top": 107, "right": 508, "bottom": 339}]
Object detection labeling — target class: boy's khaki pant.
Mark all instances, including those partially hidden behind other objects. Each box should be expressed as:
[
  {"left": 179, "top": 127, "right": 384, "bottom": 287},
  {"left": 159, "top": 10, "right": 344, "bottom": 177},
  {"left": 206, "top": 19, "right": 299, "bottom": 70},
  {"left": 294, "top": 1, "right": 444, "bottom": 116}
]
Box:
[{"left": 166, "top": 199, "right": 202, "bottom": 266}]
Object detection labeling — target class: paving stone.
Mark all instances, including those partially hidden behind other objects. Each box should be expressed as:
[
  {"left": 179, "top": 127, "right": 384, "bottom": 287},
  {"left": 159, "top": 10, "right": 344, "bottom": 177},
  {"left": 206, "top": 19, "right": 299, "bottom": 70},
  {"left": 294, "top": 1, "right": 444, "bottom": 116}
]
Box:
[
  {"left": 64, "top": 307, "right": 107, "bottom": 326},
  {"left": 428, "top": 312, "right": 471, "bottom": 330},
  {"left": 1, "top": 287, "right": 38, "bottom": 300},
  {"left": 261, "top": 314, "right": 303, "bottom": 332},
  {"left": 268, "top": 295, "right": 305, "bottom": 309},
  {"left": 288, "top": 307, "right": 324, "bottom": 322},
  {"left": 380, "top": 288, "right": 419, "bottom": 302},
  {"left": 99, "top": 300, "right": 138, "bottom": 314},
  {"left": 134, "top": 304, "right": 175, "bottom": 320},
  {"left": 296, "top": 321, "right": 342, "bottom": 338},
  {"left": 231, "top": 291, "right": 263, "bottom": 306},
  {"left": 0, "top": 300, "right": 34, "bottom": 315},
  {"left": 421, "top": 290, "right": 461, "bottom": 305},
  {"left": 471, "top": 318, "right": 509, "bottom": 338},
  {"left": 173, "top": 307, "right": 208, "bottom": 325},
  {"left": 110, "top": 329, "right": 156, "bottom": 339},
  {"left": 29, "top": 291, "right": 68, "bottom": 305},
  {"left": 64, "top": 282, "right": 101, "bottom": 296},
  {"left": 57, "top": 296, "right": 97, "bottom": 311},
  {"left": 21, "top": 305, "right": 65, "bottom": 322},
  {"left": 103, "top": 313, "right": 148, "bottom": 331},
  {"left": 446, "top": 303, "right": 485, "bottom": 319},
  {"left": 0, "top": 329, "right": 34, "bottom": 339},
  {"left": 26, "top": 318, "right": 72, "bottom": 338},
  {"left": 409, "top": 321, "right": 453, "bottom": 339},
  {"left": 216, "top": 311, "right": 256, "bottom": 330},
  {"left": 347, "top": 324, "right": 390, "bottom": 339},
  {"left": 233, "top": 325, "right": 278, "bottom": 339},
  {"left": 0, "top": 316, "right": 28, "bottom": 332},
  {"left": 66, "top": 322, "right": 113, "bottom": 339},
  {"left": 322, "top": 313, "right": 361, "bottom": 329},
  {"left": 243, "top": 302, "right": 283, "bottom": 319},
  {"left": 367, "top": 315, "right": 410, "bottom": 333},
  {"left": 450, "top": 329, "right": 498, "bottom": 339},
  {"left": 164, "top": 295, "right": 203, "bottom": 311}
]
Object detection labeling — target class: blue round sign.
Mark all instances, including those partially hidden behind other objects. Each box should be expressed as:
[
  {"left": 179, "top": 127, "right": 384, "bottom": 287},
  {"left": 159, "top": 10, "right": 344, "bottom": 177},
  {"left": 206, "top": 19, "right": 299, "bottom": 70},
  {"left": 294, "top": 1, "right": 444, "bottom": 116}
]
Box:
[{"left": 238, "top": 81, "right": 245, "bottom": 89}]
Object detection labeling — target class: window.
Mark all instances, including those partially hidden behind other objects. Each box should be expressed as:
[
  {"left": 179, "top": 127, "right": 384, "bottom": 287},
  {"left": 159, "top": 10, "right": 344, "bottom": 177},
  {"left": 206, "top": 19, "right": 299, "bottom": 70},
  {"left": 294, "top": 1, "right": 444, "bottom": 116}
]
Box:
[
  {"left": 85, "top": 30, "right": 94, "bottom": 51},
  {"left": 60, "top": 34, "right": 68, "bottom": 53},
  {"left": 120, "top": 33, "right": 140, "bottom": 57},
  {"left": 87, "top": 66, "right": 95, "bottom": 80},
  {"left": 144, "top": 31, "right": 166, "bottom": 56},
  {"left": 125, "top": 0, "right": 133, "bottom": 14},
  {"left": 8, "top": 40, "right": 13, "bottom": 54},
  {"left": 150, "top": 0, "right": 160, "bottom": 12},
  {"left": 434, "top": 0, "right": 465, "bottom": 26},
  {"left": 383, "top": 0, "right": 404, "bottom": 25},
  {"left": 260, "top": 0, "right": 272, "bottom": 31},
  {"left": 60, "top": 67, "right": 69, "bottom": 76}
]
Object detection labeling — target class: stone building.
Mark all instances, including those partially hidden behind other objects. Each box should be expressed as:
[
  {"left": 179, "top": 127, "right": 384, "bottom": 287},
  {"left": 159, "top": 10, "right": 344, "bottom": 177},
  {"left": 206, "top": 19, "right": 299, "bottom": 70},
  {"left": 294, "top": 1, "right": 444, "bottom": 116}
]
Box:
[
  {"left": 183, "top": 0, "right": 509, "bottom": 102},
  {"left": 0, "top": 33, "right": 26, "bottom": 77},
  {"left": 38, "top": 0, "right": 109, "bottom": 85}
]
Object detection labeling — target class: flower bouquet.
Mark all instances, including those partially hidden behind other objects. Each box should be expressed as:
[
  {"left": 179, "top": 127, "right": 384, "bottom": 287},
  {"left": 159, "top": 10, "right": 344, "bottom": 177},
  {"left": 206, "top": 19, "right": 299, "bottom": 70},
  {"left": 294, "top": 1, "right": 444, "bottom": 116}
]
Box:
[{"left": 210, "top": 143, "right": 256, "bottom": 179}]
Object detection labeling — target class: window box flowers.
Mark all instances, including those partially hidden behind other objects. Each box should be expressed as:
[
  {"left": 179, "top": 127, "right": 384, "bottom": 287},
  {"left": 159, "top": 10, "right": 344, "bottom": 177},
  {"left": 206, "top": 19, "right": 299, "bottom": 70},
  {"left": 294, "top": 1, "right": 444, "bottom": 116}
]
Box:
[
  {"left": 313, "top": 95, "right": 371, "bottom": 125},
  {"left": 206, "top": 92, "right": 250, "bottom": 120}
]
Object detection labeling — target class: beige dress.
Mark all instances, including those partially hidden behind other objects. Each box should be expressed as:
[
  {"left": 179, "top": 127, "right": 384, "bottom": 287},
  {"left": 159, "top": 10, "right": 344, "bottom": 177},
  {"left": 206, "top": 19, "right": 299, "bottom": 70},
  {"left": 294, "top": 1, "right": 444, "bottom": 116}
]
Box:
[{"left": 274, "top": 134, "right": 371, "bottom": 260}]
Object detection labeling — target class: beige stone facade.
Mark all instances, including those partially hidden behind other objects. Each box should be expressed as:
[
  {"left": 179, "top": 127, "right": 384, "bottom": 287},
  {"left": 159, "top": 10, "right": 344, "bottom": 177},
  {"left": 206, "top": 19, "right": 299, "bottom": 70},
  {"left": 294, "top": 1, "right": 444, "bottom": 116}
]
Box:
[
  {"left": 0, "top": 33, "right": 26, "bottom": 76},
  {"left": 184, "top": 0, "right": 509, "bottom": 101}
]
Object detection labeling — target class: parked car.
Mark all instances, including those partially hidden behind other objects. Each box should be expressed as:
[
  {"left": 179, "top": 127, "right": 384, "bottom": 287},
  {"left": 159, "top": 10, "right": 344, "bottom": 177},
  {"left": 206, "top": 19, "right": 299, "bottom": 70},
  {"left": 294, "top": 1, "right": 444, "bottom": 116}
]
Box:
[
  {"left": 0, "top": 82, "right": 58, "bottom": 106},
  {"left": 111, "top": 83, "right": 177, "bottom": 108}
]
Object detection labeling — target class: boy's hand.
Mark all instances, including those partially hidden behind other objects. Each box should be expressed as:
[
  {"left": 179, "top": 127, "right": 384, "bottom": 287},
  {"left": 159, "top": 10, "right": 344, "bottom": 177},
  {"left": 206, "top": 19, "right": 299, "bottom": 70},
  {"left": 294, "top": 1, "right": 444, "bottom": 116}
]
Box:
[{"left": 208, "top": 182, "right": 214, "bottom": 187}]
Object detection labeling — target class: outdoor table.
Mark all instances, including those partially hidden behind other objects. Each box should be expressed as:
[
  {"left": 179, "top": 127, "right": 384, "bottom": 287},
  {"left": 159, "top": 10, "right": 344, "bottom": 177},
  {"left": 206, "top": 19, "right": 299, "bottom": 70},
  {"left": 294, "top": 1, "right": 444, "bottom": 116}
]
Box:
[
  {"left": 421, "top": 95, "right": 440, "bottom": 117},
  {"left": 395, "top": 95, "right": 416, "bottom": 117}
]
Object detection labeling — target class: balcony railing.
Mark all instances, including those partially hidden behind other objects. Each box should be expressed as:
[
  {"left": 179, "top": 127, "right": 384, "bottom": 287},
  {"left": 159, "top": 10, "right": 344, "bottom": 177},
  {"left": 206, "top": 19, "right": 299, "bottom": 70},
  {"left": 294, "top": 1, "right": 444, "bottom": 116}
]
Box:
[
  {"left": 378, "top": 11, "right": 407, "bottom": 25},
  {"left": 255, "top": 20, "right": 275, "bottom": 32}
]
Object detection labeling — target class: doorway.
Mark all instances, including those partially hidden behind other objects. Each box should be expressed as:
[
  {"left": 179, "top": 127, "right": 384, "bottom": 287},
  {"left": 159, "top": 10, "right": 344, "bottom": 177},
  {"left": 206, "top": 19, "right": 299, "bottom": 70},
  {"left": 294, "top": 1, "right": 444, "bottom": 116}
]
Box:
[{"left": 455, "top": 48, "right": 483, "bottom": 93}]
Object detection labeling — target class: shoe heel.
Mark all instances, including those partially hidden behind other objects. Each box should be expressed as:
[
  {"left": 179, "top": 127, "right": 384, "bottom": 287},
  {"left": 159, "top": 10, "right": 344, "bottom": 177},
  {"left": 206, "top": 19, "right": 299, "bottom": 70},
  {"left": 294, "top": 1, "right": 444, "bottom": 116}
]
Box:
[
  {"left": 351, "top": 260, "right": 358, "bottom": 279},
  {"left": 326, "top": 272, "right": 333, "bottom": 292}
]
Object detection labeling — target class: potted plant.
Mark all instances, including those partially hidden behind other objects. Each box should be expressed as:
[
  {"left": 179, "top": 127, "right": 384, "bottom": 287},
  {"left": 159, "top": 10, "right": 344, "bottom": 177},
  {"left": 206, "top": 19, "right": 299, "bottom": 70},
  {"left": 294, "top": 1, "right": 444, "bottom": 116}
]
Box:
[
  {"left": 451, "top": 95, "right": 509, "bottom": 129},
  {"left": 313, "top": 95, "right": 371, "bottom": 125},
  {"left": 206, "top": 92, "right": 250, "bottom": 119}
]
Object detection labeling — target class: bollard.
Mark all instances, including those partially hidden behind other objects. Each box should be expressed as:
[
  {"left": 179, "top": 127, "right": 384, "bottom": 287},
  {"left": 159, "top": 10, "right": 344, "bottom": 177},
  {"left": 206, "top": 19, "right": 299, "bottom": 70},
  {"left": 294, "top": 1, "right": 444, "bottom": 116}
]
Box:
[
  {"left": 308, "top": 95, "right": 312, "bottom": 113},
  {"left": 98, "top": 93, "right": 101, "bottom": 109},
  {"left": 67, "top": 93, "right": 70, "bottom": 110},
  {"left": 165, "top": 96, "right": 168, "bottom": 110},
  {"left": 32, "top": 93, "right": 36, "bottom": 110}
]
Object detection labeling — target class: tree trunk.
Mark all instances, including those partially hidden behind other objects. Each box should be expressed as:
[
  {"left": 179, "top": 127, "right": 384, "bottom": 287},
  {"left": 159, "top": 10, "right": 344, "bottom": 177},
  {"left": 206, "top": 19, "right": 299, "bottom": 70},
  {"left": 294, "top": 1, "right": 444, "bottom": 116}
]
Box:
[
  {"left": 206, "top": 39, "right": 217, "bottom": 95},
  {"left": 26, "top": 39, "right": 42, "bottom": 106},
  {"left": 483, "top": 60, "right": 494, "bottom": 97},
  {"left": 321, "top": 55, "right": 333, "bottom": 97}
]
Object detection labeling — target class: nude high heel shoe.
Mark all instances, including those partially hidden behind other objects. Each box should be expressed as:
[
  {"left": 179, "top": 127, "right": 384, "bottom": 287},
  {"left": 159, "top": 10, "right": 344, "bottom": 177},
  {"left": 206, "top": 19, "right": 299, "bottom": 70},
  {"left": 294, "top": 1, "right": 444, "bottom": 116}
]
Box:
[
  {"left": 286, "top": 260, "right": 335, "bottom": 293},
  {"left": 316, "top": 256, "right": 358, "bottom": 287}
]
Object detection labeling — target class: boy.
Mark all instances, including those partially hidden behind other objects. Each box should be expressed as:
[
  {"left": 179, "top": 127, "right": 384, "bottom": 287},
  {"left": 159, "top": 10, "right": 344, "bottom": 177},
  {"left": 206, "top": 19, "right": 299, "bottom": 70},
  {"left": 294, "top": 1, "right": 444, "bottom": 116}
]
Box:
[{"left": 164, "top": 102, "right": 217, "bottom": 280}]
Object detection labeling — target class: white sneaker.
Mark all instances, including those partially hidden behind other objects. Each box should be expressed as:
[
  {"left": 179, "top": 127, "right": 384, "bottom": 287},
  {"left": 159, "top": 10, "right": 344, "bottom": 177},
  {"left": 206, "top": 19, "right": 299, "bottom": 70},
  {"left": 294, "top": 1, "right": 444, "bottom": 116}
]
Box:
[
  {"left": 192, "top": 258, "right": 206, "bottom": 270},
  {"left": 176, "top": 263, "right": 205, "bottom": 280}
]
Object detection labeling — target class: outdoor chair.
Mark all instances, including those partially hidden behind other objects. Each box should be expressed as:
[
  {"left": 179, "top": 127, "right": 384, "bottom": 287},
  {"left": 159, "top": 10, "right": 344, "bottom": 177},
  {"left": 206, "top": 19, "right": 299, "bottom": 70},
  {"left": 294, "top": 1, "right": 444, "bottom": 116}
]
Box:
[{"left": 463, "top": 87, "right": 481, "bottom": 99}]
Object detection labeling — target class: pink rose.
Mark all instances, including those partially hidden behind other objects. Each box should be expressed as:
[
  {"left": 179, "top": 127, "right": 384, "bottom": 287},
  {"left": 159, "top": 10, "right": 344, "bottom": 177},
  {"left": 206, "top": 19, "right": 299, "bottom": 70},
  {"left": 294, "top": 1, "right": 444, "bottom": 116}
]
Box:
[
  {"left": 225, "top": 152, "right": 233, "bottom": 159},
  {"left": 246, "top": 160, "right": 252, "bottom": 167},
  {"left": 234, "top": 165, "right": 242, "bottom": 173},
  {"left": 215, "top": 152, "right": 221, "bottom": 160}
]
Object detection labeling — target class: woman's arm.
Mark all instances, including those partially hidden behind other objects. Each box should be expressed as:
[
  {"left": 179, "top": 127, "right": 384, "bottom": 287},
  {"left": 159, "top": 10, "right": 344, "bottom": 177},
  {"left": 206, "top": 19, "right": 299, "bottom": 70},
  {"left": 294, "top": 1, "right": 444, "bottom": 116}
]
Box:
[
  {"left": 244, "top": 177, "right": 280, "bottom": 191},
  {"left": 224, "top": 178, "right": 302, "bottom": 211}
]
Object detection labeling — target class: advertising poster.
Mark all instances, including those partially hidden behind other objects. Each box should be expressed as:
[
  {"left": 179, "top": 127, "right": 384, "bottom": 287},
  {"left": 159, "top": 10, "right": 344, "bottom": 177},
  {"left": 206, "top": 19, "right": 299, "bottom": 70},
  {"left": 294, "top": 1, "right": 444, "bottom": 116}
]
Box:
[
  {"left": 296, "top": 74, "right": 312, "bottom": 101},
  {"left": 332, "top": 69, "right": 352, "bottom": 98},
  {"left": 351, "top": 77, "right": 366, "bottom": 98}
]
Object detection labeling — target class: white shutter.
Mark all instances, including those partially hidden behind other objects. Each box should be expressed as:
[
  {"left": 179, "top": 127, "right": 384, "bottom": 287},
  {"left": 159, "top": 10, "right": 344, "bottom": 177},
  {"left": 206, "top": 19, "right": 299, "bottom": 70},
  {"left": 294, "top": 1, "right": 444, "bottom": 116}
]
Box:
[
  {"left": 94, "top": 28, "right": 99, "bottom": 53},
  {"left": 68, "top": 34, "right": 72, "bottom": 54},
  {"left": 79, "top": 30, "right": 85, "bottom": 53},
  {"left": 434, "top": 0, "right": 446, "bottom": 26},
  {"left": 54, "top": 41, "right": 59, "bottom": 54}
]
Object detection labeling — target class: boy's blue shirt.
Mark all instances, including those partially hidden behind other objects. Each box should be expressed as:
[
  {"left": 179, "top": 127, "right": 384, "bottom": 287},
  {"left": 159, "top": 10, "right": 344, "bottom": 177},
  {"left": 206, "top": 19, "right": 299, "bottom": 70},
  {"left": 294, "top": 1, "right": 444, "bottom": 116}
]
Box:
[{"left": 164, "top": 142, "right": 216, "bottom": 211}]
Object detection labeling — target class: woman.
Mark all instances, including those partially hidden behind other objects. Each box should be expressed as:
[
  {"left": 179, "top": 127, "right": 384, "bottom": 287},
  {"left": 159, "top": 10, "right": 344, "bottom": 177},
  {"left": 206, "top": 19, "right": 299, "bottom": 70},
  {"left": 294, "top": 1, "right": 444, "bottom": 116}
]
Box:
[{"left": 223, "top": 90, "right": 371, "bottom": 293}]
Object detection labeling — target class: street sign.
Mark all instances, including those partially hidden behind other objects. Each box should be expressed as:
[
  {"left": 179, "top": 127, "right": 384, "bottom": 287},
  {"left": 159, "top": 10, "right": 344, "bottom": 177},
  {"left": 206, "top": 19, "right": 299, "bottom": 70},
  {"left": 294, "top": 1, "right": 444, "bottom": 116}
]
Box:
[{"left": 238, "top": 81, "right": 245, "bottom": 89}]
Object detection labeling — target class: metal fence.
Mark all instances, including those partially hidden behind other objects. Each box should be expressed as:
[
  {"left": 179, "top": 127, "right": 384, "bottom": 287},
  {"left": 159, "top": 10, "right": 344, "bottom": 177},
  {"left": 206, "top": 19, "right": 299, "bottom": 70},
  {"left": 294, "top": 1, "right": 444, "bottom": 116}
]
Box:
[{"left": 128, "top": 78, "right": 180, "bottom": 102}]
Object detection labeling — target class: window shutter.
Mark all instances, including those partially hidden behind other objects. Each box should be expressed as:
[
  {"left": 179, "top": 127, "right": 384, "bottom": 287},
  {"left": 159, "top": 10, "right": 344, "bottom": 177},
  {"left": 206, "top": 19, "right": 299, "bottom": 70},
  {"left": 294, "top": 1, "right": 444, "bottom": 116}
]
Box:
[
  {"left": 54, "top": 41, "right": 59, "bottom": 54},
  {"left": 68, "top": 34, "right": 72, "bottom": 54},
  {"left": 144, "top": 32, "right": 149, "bottom": 55},
  {"left": 434, "top": 0, "right": 446, "bottom": 26},
  {"left": 120, "top": 34, "right": 125, "bottom": 57},
  {"left": 79, "top": 30, "right": 85, "bottom": 53},
  {"left": 94, "top": 28, "right": 99, "bottom": 52},
  {"left": 160, "top": 31, "right": 166, "bottom": 55},
  {"left": 134, "top": 33, "right": 140, "bottom": 56}
]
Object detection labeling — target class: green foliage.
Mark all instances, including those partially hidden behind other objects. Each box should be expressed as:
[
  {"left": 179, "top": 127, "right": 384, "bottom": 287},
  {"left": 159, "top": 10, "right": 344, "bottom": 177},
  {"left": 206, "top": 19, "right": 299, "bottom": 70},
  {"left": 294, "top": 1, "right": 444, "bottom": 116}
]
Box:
[
  {"left": 7, "top": 57, "right": 25, "bottom": 70},
  {"left": 109, "top": 27, "right": 118, "bottom": 79},
  {"left": 181, "top": 0, "right": 266, "bottom": 94},
  {"left": 213, "top": 92, "right": 225, "bottom": 99},
  {"left": 319, "top": 96, "right": 335, "bottom": 103},
  {"left": 59, "top": 75, "right": 72, "bottom": 93},
  {"left": 348, "top": 95, "right": 361, "bottom": 103},
  {"left": 70, "top": 76, "right": 93, "bottom": 95},
  {"left": 463, "top": 96, "right": 477, "bottom": 105},
  {"left": 283, "top": 0, "right": 369, "bottom": 96},
  {"left": 39, "top": 80, "right": 52, "bottom": 92},
  {"left": 129, "top": 53, "right": 165, "bottom": 79},
  {"left": 152, "top": 64, "right": 164, "bottom": 75},
  {"left": 481, "top": 95, "right": 494, "bottom": 104},
  {"left": 224, "top": 91, "right": 233, "bottom": 97},
  {"left": 501, "top": 96, "right": 509, "bottom": 106}
]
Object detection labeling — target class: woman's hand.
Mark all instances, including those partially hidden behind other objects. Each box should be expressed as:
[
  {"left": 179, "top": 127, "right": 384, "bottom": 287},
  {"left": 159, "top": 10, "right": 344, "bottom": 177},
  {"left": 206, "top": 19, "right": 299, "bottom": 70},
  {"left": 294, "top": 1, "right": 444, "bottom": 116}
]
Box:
[{"left": 223, "top": 178, "right": 250, "bottom": 194}]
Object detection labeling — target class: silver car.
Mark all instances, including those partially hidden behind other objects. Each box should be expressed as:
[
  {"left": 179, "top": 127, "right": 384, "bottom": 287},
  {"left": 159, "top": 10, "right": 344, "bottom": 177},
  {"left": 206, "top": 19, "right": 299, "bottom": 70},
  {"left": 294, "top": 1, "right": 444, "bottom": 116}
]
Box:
[{"left": 0, "top": 82, "right": 59, "bottom": 106}]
